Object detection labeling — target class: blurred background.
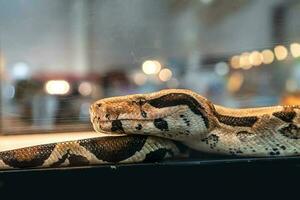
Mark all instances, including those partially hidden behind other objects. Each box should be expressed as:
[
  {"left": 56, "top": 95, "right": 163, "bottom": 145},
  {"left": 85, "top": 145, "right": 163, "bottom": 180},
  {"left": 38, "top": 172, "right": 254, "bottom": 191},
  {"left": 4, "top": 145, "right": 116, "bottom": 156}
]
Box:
[{"left": 0, "top": 0, "right": 300, "bottom": 134}]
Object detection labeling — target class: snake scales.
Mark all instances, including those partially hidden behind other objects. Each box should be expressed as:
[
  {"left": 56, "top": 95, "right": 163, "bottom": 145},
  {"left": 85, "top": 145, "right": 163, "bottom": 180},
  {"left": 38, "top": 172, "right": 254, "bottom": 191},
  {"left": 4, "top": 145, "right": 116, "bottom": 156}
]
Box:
[{"left": 1, "top": 89, "right": 300, "bottom": 170}]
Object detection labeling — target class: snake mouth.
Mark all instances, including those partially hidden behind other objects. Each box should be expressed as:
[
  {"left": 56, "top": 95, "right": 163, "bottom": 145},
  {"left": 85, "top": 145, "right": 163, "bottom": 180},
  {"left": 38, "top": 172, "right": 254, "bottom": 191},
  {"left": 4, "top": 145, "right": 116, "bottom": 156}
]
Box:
[
  {"left": 92, "top": 121, "right": 116, "bottom": 134},
  {"left": 92, "top": 108, "right": 183, "bottom": 123},
  {"left": 97, "top": 118, "right": 155, "bottom": 123},
  {"left": 92, "top": 118, "right": 158, "bottom": 135}
]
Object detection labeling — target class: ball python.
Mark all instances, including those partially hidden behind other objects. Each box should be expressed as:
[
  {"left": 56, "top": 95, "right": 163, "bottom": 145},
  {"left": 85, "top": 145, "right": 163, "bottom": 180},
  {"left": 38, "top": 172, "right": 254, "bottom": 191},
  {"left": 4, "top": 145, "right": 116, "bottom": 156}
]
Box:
[{"left": 1, "top": 89, "right": 300, "bottom": 170}]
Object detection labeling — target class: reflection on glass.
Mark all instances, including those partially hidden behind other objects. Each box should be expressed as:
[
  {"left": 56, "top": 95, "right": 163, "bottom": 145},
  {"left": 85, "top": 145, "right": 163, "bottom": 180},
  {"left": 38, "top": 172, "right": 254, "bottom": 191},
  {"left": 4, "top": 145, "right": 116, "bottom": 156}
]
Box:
[
  {"left": 158, "top": 68, "right": 172, "bottom": 82},
  {"left": 78, "top": 82, "right": 93, "bottom": 96},
  {"left": 249, "top": 51, "right": 263, "bottom": 66},
  {"left": 142, "top": 60, "right": 161, "bottom": 75},
  {"left": 230, "top": 55, "right": 240, "bottom": 69},
  {"left": 274, "top": 45, "right": 288, "bottom": 61},
  {"left": 261, "top": 49, "right": 275, "bottom": 64},
  {"left": 290, "top": 43, "right": 300, "bottom": 58},
  {"left": 227, "top": 72, "right": 244, "bottom": 93},
  {"left": 45, "top": 80, "right": 70, "bottom": 95},
  {"left": 0, "top": 0, "right": 300, "bottom": 134},
  {"left": 239, "top": 52, "right": 252, "bottom": 70}
]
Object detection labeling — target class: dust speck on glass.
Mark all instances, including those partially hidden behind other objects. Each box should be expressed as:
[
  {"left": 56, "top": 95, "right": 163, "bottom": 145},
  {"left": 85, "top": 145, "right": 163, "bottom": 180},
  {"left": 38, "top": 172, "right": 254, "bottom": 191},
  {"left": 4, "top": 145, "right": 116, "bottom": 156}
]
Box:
[{"left": 0, "top": 0, "right": 298, "bottom": 134}]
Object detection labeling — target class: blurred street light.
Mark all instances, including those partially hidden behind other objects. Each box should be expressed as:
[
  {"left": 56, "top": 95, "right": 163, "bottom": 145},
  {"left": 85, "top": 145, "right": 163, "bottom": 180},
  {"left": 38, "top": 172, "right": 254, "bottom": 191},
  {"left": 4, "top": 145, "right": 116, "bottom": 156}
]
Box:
[
  {"left": 78, "top": 81, "right": 92, "bottom": 96},
  {"left": 45, "top": 80, "right": 70, "bottom": 95},
  {"left": 274, "top": 45, "right": 288, "bottom": 61},
  {"left": 142, "top": 60, "right": 161, "bottom": 75},
  {"left": 290, "top": 43, "right": 300, "bottom": 58},
  {"left": 249, "top": 51, "right": 263, "bottom": 66},
  {"left": 261, "top": 49, "right": 274, "bottom": 64},
  {"left": 158, "top": 68, "right": 172, "bottom": 82}
]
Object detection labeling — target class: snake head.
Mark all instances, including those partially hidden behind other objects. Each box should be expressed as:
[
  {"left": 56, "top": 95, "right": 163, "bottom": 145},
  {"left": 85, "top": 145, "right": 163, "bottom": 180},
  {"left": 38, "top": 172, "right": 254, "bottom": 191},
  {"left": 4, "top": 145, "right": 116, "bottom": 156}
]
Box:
[{"left": 90, "top": 89, "right": 215, "bottom": 141}]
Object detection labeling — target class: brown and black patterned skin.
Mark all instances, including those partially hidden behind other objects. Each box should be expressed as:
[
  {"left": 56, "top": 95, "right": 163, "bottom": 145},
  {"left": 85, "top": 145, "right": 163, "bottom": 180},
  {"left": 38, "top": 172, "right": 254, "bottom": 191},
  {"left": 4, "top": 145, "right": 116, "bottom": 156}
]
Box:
[
  {"left": 0, "top": 135, "right": 183, "bottom": 170},
  {"left": 3, "top": 88, "right": 300, "bottom": 170},
  {"left": 90, "top": 89, "right": 300, "bottom": 157}
]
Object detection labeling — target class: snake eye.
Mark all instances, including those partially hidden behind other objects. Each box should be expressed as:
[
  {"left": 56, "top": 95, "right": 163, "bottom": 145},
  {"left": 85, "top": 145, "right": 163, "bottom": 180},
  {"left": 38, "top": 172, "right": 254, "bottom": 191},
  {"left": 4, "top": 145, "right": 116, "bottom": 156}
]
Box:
[
  {"left": 137, "top": 98, "right": 147, "bottom": 106},
  {"left": 132, "top": 98, "right": 147, "bottom": 106},
  {"left": 97, "top": 103, "right": 102, "bottom": 107}
]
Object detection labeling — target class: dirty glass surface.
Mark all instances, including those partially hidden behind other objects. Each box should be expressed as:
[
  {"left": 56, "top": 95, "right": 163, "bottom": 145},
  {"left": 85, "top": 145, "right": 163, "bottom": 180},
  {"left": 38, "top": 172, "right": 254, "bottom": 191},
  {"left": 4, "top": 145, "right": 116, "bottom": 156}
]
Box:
[{"left": 0, "top": 0, "right": 299, "bottom": 135}]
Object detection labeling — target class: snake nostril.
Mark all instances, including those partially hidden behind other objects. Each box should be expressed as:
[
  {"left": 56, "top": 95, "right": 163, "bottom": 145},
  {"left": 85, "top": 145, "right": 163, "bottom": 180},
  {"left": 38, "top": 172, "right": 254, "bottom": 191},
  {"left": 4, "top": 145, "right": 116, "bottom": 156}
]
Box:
[
  {"left": 105, "top": 113, "right": 110, "bottom": 120},
  {"left": 97, "top": 103, "right": 102, "bottom": 108}
]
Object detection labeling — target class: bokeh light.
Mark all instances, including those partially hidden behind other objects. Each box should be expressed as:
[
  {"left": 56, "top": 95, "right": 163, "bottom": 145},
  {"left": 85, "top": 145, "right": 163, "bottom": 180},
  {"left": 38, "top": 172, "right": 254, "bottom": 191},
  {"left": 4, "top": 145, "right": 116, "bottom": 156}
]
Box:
[
  {"left": 227, "top": 72, "right": 244, "bottom": 93},
  {"left": 261, "top": 49, "right": 274, "bottom": 64},
  {"left": 230, "top": 55, "right": 240, "bottom": 69},
  {"left": 158, "top": 68, "right": 172, "bottom": 82},
  {"left": 12, "top": 62, "right": 30, "bottom": 80},
  {"left": 215, "top": 62, "right": 229, "bottom": 76},
  {"left": 249, "top": 51, "right": 263, "bottom": 66},
  {"left": 290, "top": 43, "right": 300, "bottom": 58},
  {"left": 274, "top": 45, "right": 288, "bottom": 61},
  {"left": 45, "top": 80, "right": 70, "bottom": 95},
  {"left": 239, "top": 52, "right": 252, "bottom": 70},
  {"left": 142, "top": 60, "right": 161, "bottom": 75},
  {"left": 78, "top": 81, "right": 92, "bottom": 96}
]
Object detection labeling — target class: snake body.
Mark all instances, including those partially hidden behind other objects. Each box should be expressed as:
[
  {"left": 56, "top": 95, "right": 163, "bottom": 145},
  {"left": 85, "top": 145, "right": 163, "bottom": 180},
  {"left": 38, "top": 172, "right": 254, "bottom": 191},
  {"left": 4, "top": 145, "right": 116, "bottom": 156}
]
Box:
[{"left": 1, "top": 89, "right": 300, "bottom": 170}]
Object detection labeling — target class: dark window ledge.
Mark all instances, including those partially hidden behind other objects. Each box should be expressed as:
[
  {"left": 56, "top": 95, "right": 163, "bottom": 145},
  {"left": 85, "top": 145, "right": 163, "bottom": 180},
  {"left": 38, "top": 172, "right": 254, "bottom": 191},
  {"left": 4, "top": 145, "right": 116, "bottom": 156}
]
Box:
[{"left": 0, "top": 156, "right": 300, "bottom": 197}]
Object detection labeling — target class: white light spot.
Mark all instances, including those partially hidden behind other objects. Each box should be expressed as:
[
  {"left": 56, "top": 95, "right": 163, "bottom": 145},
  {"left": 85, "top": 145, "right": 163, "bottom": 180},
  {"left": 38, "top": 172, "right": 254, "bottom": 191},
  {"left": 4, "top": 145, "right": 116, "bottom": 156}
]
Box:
[
  {"left": 274, "top": 45, "right": 288, "bottom": 61},
  {"left": 249, "top": 51, "right": 263, "bottom": 66},
  {"left": 78, "top": 81, "right": 92, "bottom": 96},
  {"left": 142, "top": 60, "right": 161, "bottom": 75},
  {"left": 261, "top": 49, "right": 274, "bottom": 64},
  {"left": 158, "top": 68, "right": 173, "bottom": 82},
  {"left": 239, "top": 52, "right": 252, "bottom": 70},
  {"left": 214, "top": 62, "right": 229, "bottom": 76},
  {"left": 12, "top": 62, "right": 30, "bottom": 80},
  {"left": 230, "top": 55, "right": 240, "bottom": 69},
  {"left": 45, "top": 80, "right": 70, "bottom": 95},
  {"left": 290, "top": 43, "right": 300, "bottom": 58}
]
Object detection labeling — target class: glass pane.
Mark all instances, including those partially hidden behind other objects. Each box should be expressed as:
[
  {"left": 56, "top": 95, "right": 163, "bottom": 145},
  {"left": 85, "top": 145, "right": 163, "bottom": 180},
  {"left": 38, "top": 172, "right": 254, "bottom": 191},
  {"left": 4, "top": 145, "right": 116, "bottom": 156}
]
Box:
[{"left": 0, "top": 0, "right": 298, "bottom": 134}]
